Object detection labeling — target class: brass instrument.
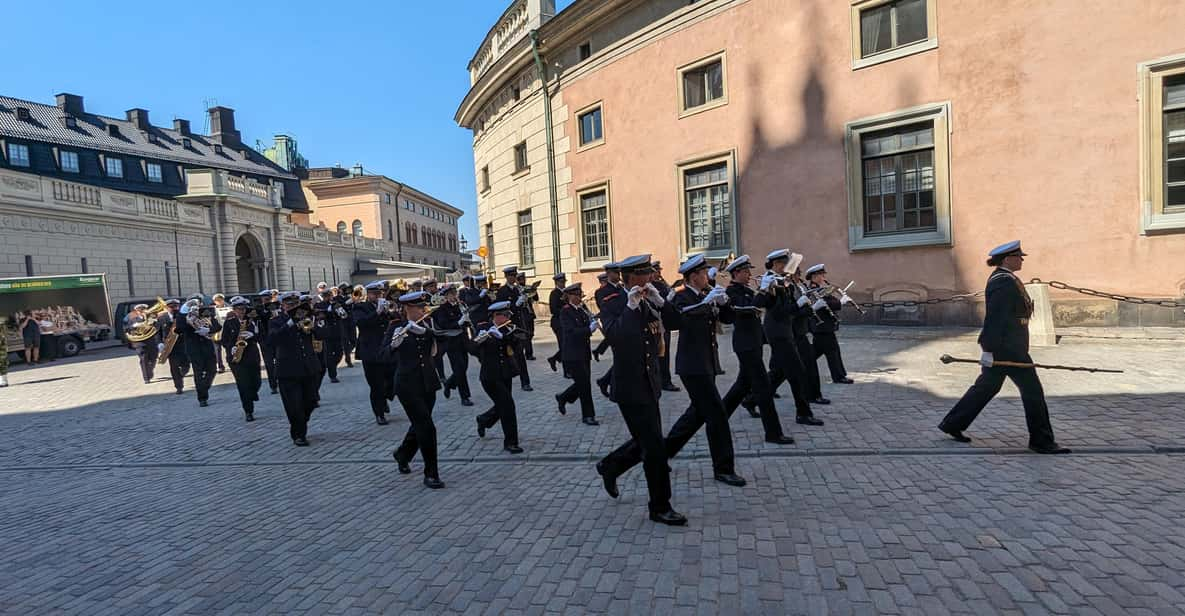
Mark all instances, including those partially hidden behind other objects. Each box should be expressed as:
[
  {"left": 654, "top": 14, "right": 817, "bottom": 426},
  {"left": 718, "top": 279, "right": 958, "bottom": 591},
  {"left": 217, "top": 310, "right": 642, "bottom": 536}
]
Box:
[
  {"left": 126, "top": 298, "right": 169, "bottom": 343},
  {"left": 231, "top": 319, "right": 254, "bottom": 365},
  {"left": 350, "top": 285, "right": 365, "bottom": 303},
  {"left": 157, "top": 318, "right": 180, "bottom": 365},
  {"left": 186, "top": 303, "right": 215, "bottom": 338},
  {"left": 298, "top": 317, "right": 315, "bottom": 335}
]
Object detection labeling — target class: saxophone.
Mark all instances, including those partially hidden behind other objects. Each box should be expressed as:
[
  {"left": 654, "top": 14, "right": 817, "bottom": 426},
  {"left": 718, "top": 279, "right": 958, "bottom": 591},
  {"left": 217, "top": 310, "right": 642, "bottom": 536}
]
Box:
[{"left": 231, "top": 318, "right": 254, "bottom": 364}]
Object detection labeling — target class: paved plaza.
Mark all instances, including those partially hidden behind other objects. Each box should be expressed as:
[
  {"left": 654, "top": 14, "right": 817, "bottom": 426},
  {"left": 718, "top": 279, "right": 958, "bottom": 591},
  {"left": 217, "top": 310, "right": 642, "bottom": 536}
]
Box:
[{"left": 1, "top": 328, "right": 1184, "bottom": 615}]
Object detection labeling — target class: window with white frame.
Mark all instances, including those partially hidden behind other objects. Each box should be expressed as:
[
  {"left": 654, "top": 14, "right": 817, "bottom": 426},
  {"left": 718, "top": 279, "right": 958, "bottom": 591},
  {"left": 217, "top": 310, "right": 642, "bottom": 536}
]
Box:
[
  {"left": 1164, "top": 76, "right": 1185, "bottom": 214},
  {"left": 679, "top": 54, "right": 726, "bottom": 114},
  {"left": 517, "top": 210, "right": 534, "bottom": 267},
  {"left": 7, "top": 143, "right": 30, "bottom": 167},
  {"left": 580, "top": 188, "right": 610, "bottom": 261},
  {"left": 681, "top": 160, "right": 733, "bottom": 254},
  {"left": 850, "top": 0, "right": 937, "bottom": 69},
  {"left": 513, "top": 141, "right": 529, "bottom": 173},
  {"left": 352, "top": 220, "right": 363, "bottom": 237},
  {"left": 146, "top": 162, "right": 163, "bottom": 183},
  {"left": 60, "top": 150, "right": 80, "bottom": 173},
  {"left": 337, "top": 221, "right": 347, "bottom": 233},
  {"left": 105, "top": 157, "right": 123, "bottom": 178},
  {"left": 578, "top": 105, "right": 603, "bottom": 147}
]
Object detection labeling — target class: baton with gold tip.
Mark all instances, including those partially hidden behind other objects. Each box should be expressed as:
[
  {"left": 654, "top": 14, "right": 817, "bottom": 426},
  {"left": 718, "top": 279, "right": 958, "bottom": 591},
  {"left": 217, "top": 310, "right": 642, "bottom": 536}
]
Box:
[{"left": 939, "top": 354, "right": 1124, "bottom": 374}]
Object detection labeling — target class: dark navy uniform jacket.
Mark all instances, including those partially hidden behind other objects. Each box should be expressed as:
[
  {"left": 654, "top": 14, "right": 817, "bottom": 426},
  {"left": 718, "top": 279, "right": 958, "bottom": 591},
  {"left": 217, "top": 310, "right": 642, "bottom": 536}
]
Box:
[
  {"left": 725, "top": 282, "right": 772, "bottom": 353},
  {"left": 351, "top": 302, "right": 392, "bottom": 363},
  {"left": 559, "top": 302, "right": 593, "bottom": 362},
  {"left": 669, "top": 286, "right": 734, "bottom": 377},
  {"left": 468, "top": 329, "right": 521, "bottom": 382},
  {"left": 979, "top": 268, "right": 1034, "bottom": 362},
  {"left": 266, "top": 315, "right": 323, "bottom": 379},
  {"left": 220, "top": 315, "right": 261, "bottom": 367},
  {"left": 604, "top": 298, "right": 676, "bottom": 406}
]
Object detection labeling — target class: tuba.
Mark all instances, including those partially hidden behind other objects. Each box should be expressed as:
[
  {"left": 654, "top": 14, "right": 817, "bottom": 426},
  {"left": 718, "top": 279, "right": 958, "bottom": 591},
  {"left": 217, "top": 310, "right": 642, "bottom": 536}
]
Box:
[{"left": 126, "top": 298, "right": 169, "bottom": 343}]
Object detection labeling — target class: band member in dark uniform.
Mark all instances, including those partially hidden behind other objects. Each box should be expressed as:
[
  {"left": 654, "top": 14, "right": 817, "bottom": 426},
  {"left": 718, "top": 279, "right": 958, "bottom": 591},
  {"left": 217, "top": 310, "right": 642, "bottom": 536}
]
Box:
[
  {"left": 256, "top": 290, "right": 281, "bottom": 395},
  {"left": 495, "top": 266, "right": 532, "bottom": 391},
  {"left": 555, "top": 282, "right": 599, "bottom": 425},
  {"left": 268, "top": 292, "right": 325, "bottom": 446},
  {"left": 353, "top": 280, "right": 395, "bottom": 425},
  {"left": 338, "top": 283, "right": 358, "bottom": 368},
  {"left": 220, "top": 296, "right": 262, "bottom": 421},
  {"left": 385, "top": 291, "right": 446, "bottom": 488},
  {"left": 157, "top": 298, "right": 189, "bottom": 395},
  {"left": 471, "top": 301, "right": 523, "bottom": 454},
  {"left": 317, "top": 291, "right": 346, "bottom": 384},
  {"left": 125, "top": 303, "right": 158, "bottom": 384},
  {"left": 649, "top": 262, "right": 680, "bottom": 392},
  {"left": 517, "top": 272, "right": 538, "bottom": 360},
  {"left": 939, "top": 241, "right": 1070, "bottom": 454},
  {"left": 545, "top": 272, "right": 567, "bottom": 374},
  {"left": 761, "top": 250, "right": 823, "bottom": 426},
  {"left": 462, "top": 274, "right": 492, "bottom": 335},
  {"left": 593, "top": 262, "right": 623, "bottom": 397},
  {"left": 435, "top": 286, "right": 474, "bottom": 407},
  {"left": 595, "top": 255, "right": 686, "bottom": 526},
  {"left": 719, "top": 256, "right": 797, "bottom": 444},
  {"left": 176, "top": 295, "right": 221, "bottom": 408},
  {"left": 804, "top": 264, "right": 854, "bottom": 385}
]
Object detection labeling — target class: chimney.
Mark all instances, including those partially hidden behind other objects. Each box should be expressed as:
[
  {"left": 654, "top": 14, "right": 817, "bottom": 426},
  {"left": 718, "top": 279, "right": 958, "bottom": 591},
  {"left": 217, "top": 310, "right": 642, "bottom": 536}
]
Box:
[
  {"left": 55, "top": 93, "right": 84, "bottom": 117},
  {"left": 350, "top": 163, "right": 364, "bottom": 177},
  {"left": 173, "top": 118, "right": 191, "bottom": 136},
  {"left": 207, "top": 106, "right": 241, "bottom": 148},
  {"left": 126, "top": 108, "right": 150, "bottom": 130}
]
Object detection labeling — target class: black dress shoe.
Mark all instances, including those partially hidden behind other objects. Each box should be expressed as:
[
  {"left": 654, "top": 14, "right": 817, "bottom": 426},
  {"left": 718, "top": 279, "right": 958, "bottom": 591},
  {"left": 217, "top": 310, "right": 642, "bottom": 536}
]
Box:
[
  {"left": 649, "top": 510, "right": 688, "bottom": 526},
  {"left": 176, "top": 389, "right": 184, "bottom": 395},
  {"left": 939, "top": 426, "right": 972, "bottom": 443},
  {"left": 1030, "top": 444, "right": 1072, "bottom": 454},
  {"left": 811, "top": 397, "right": 831, "bottom": 405},
  {"left": 765, "top": 435, "right": 795, "bottom": 445},
  {"left": 797, "top": 416, "right": 825, "bottom": 426},
  {"left": 330, "top": 377, "right": 340, "bottom": 384},
  {"left": 442, "top": 383, "right": 452, "bottom": 399},
  {"left": 714, "top": 473, "right": 747, "bottom": 487},
  {"left": 599, "top": 382, "right": 611, "bottom": 398},
  {"left": 293, "top": 437, "right": 310, "bottom": 447},
  {"left": 476, "top": 417, "right": 486, "bottom": 438},
  {"left": 592, "top": 351, "right": 601, "bottom": 362},
  {"left": 547, "top": 357, "right": 558, "bottom": 372},
  {"left": 555, "top": 394, "right": 567, "bottom": 415},
  {"left": 143, "top": 379, "right": 151, "bottom": 385},
  {"left": 595, "top": 461, "right": 619, "bottom": 499},
  {"left": 270, "top": 388, "right": 278, "bottom": 395},
  {"left": 376, "top": 415, "right": 389, "bottom": 426},
  {"left": 834, "top": 377, "right": 854, "bottom": 384},
  {"left": 521, "top": 384, "right": 533, "bottom": 392},
  {"left": 582, "top": 417, "right": 600, "bottom": 426},
  {"left": 461, "top": 398, "right": 474, "bottom": 407},
  {"left": 526, "top": 355, "right": 536, "bottom": 361},
  {"left": 423, "top": 476, "right": 445, "bottom": 489},
  {"left": 772, "top": 392, "right": 782, "bottom": 399},
  {"left": 662, "top": 383, "right": 681, "bottom": 392},
  {"left": 245, "top": 412, "right": 255, "bottom": 422},
  {"left": 741, "top": 399, "right": 759, "bottom": 418},
  {"left": 393, "top": 452, "right": 410, "bottom": 474},
  {"left": 504, "top": 445, "right": 524, "bottom": 454},
  {"left": 254, "top": 393, "right": 260, "bottom": 401},
  {"left": 199, "top": 400, "right": 209, "bottom": 408}
]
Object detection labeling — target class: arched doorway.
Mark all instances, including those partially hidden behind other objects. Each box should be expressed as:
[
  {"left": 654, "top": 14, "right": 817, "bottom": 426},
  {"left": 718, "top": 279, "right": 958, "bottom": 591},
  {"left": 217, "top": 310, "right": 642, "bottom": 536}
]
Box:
[{"left": 235, "top": 234, "right": 266, "bottom": 294}]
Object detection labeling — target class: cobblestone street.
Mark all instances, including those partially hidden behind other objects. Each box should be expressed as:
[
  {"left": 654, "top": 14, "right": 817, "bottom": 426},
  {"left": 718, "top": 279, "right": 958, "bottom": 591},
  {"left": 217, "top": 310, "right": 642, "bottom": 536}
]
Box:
[{"left": 2, "top": 328, "right": 1184, "bottom": 615}]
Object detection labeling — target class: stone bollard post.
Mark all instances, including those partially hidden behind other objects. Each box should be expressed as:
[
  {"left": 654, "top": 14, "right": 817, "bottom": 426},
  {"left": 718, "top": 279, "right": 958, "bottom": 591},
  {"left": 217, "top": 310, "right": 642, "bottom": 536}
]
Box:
[{"left": 1026, "top": 282, "right": 1057, "bottom": 346}]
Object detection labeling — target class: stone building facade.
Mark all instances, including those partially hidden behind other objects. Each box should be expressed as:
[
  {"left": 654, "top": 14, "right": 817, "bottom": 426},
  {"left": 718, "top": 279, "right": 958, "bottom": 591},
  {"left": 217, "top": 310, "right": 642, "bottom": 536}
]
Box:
[
  {"left": 457, "top": 0, "right": 1185, "bottom": 326},
  {"left": 0, "top": 93, "right": 384, "bottom": 309}
]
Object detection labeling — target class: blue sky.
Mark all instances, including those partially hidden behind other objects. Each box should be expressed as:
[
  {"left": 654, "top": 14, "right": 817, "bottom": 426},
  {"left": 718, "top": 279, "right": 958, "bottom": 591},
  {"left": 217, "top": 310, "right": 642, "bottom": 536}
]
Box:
[{"left": 4, "top": 0, "right": 576, "bottom": 247}]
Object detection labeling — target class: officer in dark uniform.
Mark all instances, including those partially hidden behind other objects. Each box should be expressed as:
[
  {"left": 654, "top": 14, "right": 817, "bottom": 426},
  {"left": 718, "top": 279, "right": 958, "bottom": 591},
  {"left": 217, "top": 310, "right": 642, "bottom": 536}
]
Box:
[
  {"left": 353, "top": 281, "right": 395, "bottom": 425},
  {"left": 593, "top": 262, "right": 624, "bottom": 397},
  {"left": 157, "top": 298, "right": 189, "bottom": 395},
  {"left": 220, "top": 296, "right": 262, "bottom": 421},
  {"left": 125, "top": 303, "right": 158, "bottom": 384},
  {"left": 471, "top": 301, "right": 524, "bottom": 454},
  {"left": 256, "top": 290, "right": 281, "bottom": 395},
  {"left": 649, "top": 262, "right": 680, "bottom": 392},
  {"left": 517, "top": 272, "right": 538, "bottom": 360},
  {"left": 495, "top": 266, "right": 533, "bottom": 391},
  {"left": 435, "top": 285, "right": 474, "bottom": 406},
  {"left": 719, "top": 256, "right": 797, "bottom": 444},
  {"left": 268, "top": 292, "right": 325, "bottom": 446},
  {"left": 462, "top": 274, "right": 493, "bottom": 335},
  {"left": 545, "top": 272, "right": 567, "bottom": 374},
  {"left": 760, "top": 249, "right": 823, "bottom": 426},
  {"left": 555, "top": 282, "right": 599, "bottom": 425},
  {"left": 338, "top": 283, "right": 358, "bottom": 368},
  {"left": 940, "top": 241, "right": 1070, "bottom": 454},
  {"left": 595, "top": 255, "right": 686, "bottom": 526},
  {"left": 316, "top": 292, "right": 345, "bottom": 384},
  {"left": 176, "top": 295, "right": 221, "bottom": 408},
  {"left": 804, "top": 264, "right": 854, "bottom": 385},
  {"left": 385, "top": 291, "right": 446, "bottom": 488},
  {"left": 778, "top": 267, "right": 829, "bottom": 405}
]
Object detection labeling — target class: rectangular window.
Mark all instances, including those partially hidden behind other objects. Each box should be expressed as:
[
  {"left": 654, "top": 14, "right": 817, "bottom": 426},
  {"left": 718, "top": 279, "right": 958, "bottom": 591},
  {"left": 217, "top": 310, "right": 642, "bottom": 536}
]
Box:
[
  {"left": 682, "top": 161, "right": 733, "bottom": 254},
  {"left": 196, "top": 262, "right": 204, "bottom": 292},
  {"left": 859, "top": 0, "right": 927, "bottom": 58},
  {"left": 580, "top": 189, "right": 610, "bottom": 261},
  {"left": 844, "top": 102, "right": 952, "bottom": 250},
  {"left": 146, "top": 163, "right": 163, "bottom": 183},
  {"left": 165, "top": 261, "right": 173, "bottom": 296},
  {"left": 517, "top": 210, "right": 534, "bottom": 267},
  {"left": 81, "top": 257, "right": 88, "bottom": 274},
  {"left": 680, "top": 55, "right": 726, "bottom": 114},
  {"left": 25, "top": 255, "right": 33, "bottom": 277},
  {"left": 485, "top": 223, "right": 495, "bottom": 271},
  {"left": 105, "top": 157, "right": 123, "bottom": 178},
  {"left": 578, "top": 105, "right": 603, "bottom": 147},
  {"left": 60, "top": 150, "right": 80, "bottom": 173},
  {"left": 126, "top": 259, "right": 135, "bottom": 296},
  {"left": 579, "top": 42, "right": 592, "bottom": 61},
  {"left": 1138, "top": 55, "right": 1185, "bottom": 232},
  {"left": 1165, "top": 76, "right": 1185, "bottom": 214},
  {"left": 7, "top": 143, "right": 30, "bottom": 167},
  {"left": 513, "top": 141, "right": 529, "bottom": 173}
]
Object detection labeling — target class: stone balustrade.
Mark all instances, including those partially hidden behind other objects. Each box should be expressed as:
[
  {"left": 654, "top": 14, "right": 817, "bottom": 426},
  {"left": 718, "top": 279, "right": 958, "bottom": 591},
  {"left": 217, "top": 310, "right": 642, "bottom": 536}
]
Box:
[
  {"left": 182, "top": 168, "right": 282, "bottom": 208},
  {"left": 0, "top": 167, "right": 206, "bottom": 228}
]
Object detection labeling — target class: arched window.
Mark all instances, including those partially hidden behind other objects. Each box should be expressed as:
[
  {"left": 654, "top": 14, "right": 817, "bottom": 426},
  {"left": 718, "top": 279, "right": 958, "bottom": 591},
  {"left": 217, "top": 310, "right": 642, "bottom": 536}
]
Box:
[
  {"left": 336, "top": 221, "right": 347, "bottom": 233},
  {"left": 352, "top": 220, "right": 363, "bottom": 237}
]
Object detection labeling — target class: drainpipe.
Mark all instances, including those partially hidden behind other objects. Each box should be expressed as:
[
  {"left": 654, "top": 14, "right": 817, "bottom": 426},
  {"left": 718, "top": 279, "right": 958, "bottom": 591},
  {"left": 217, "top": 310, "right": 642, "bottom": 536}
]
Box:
[
  {"left": 530, "top": 30, "right": 562, "bottom": 271},
  {"left": 392, "top": 182, "right": 405, "bottom": 261}
]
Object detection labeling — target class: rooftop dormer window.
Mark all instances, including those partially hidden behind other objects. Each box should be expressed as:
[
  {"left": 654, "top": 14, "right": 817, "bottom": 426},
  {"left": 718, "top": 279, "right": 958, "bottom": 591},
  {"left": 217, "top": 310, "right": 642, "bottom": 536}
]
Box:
[
  {"left": 61, "top": 116, "right": 77, "bottom": 129},
  {"left": 15, "top": 107, "right": 31, "bottom": 121},
  {"left": 213, "top": 144, "right": 223, "bottom": 155},
  {"left": 181, "top": 138, "right": 192, "bottom": 149}
]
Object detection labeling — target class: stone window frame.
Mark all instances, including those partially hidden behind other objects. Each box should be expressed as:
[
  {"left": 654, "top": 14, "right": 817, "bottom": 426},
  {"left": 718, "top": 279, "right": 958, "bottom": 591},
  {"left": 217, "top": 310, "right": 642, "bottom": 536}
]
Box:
[
  {"left": 479, "top": 165, "right": 491, "bottom": 194},
  {"left": 844, "top": 101, "right": 953, "bottom": 251},
  {"left": 1139, "top": 52, "right": 1185, "bottom": 234},
  {"left": 576, "top": 181, "right": 614, "bottom": 270},
  {"left": 677, "top": 51, "right": 729, "bottom": 119},
  {"left": 676, "top": 150, "right": 738, "bottom": 260},
  {"left": 849, "top": 0, "right": 938, "bottom": 71},
  {"left": 576, "top": 100, "right": 606, "bottom": 152},
  {"left": 512, "top": 141, "right": 530, "bottom": 177},
  {"left": 517, "top": 209, "right": 535, "bottom": 267}
]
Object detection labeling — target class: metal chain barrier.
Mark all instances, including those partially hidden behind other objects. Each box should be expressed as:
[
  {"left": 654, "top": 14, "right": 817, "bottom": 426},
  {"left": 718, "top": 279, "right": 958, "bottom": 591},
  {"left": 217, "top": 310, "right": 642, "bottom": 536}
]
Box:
[
  {"left": 1028, "top": 279, "right": 1185, "bottom": 309},
  {"left": 862, "top": 291, "right": 984, "bottom": 309}
]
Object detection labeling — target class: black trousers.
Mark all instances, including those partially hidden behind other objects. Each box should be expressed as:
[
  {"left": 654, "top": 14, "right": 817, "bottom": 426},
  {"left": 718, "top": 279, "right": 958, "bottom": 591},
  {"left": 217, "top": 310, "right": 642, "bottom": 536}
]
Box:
[
  {"left": 362, "top": 361, "right": 393, "bottom": 418},
  {"left": 168, "top": 355, "right": 189, "bottom": 392},
  {"left": 523, "top": 327, "right": 535, "bottom": 359},
  {"left": 547, "top": 323, "right": 563, "bottom": 365},
  {"left": 600, "top": 402, "right": 673, "bottom": 515},
  {"left": 812, "top": 332, "right": 848, "bottom": 382},
  {"left": 278, "top": 377, "right": 316, "bottom": 439},
  {"left": 321, "top": 341, "right": 342, "bottom": 381},
  {"left": 659, "top": 330, "right": 674, "bottom": 386},
  {"left": 394, "top": 388, "right": 439, "bottom": 478},
  {"left": 795, "top": 336, "right": 822, "bottom": 399},
  {"left": 137, "top": 345, "right": 158, "bottom": 382},
  {"left": 191, "top": 356, "right": 217, "bottom": 403},
  {"left": 229, "top": 361, "right": 261, "bottom": 414},
  {"left": 940, "top": 365, "right": 1058, "bottom": 448},
  {"left": 513, "top": 338, "right": 530, "bottom": 387},
  {"left": 261, "top": 344, "right": 278, "bottom": 391},
  {"left": 668, "top": 376, "right": 736, "bottom": 475},
  {"left": 766, "top": 340, "right": 814, "bottom": 417},
  {"left": 559, "top": 360, "right": 595, "bottom": 419},
  {"left": 722, "top": 349, "right": 789, "bottom": 440},
  {"left": 214, "top": 340, "right": 225, "bottom": 371},
  {"left": 596, "top": 367, "right": 612, "bottom": 393},
  {"left": 477, "top": 376, "right": 519, "bottom": 447},
  {"left": 593, "top": 337, "right": 611, "bottom": 356},
  {"left": 444, "top": 344, "right": 472, "bottom": 399},
  {"left": 343, "top": 328, "right": 356, "bottom": 364}
]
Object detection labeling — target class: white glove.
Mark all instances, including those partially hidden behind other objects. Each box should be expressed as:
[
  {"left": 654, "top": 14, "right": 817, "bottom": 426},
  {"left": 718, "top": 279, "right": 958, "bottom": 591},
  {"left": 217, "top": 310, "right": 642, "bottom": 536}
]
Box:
[
  {"left": 406, "top": 322, "right": 427, "bottom": 335},
  {"left": 459, "top": 312, "right": 471, "bottom": 325},
  {"left": 390, "top": 330, "right": 406, "bottom": 349},
  {"left": 665, "top": 288, "right": 677, "bottom": 303},
  {"left": 980, "top": 352, "right": 994, "bottom": 368},
  {"left": 157, "top": 343, "right": 164, "bottom": 353},
  {"left": 241, "top": 331, "right": 254, "bottom": 340},
  {"left": 796, "top": 295, "right": 810, "bottom": 307},
  {"left": 588, "top": 319, "right": 600, "bottom": 333},
  {"left": 759, "top": 273, "right": 776, "bottom": 291},
  {"left": 812, "top": 299, "right": 828, "bottom": 311},
  {"left": 644, "top": 284, "right": 664, "bottom": 307},
  {"left": 479, "top": 289, "right": 489, "bottom": 298},
  {"left": 377, "top": 299, "right": 388, "bottom": 313},
  {"left": 197, "top": 326, "right": 210, "bottom": 336},
  {"left": 487, "top": 326, "right": 504, "bottom": 340},
  {"left": 711, "top": 288, "right": 729, "bottom": 306},
  {"left": 335, "top": 306, "right": 348, "bottom": 318},
  {"left": 515, "top": 295, "right": 526, "bottom": 307},
  {"left": 627, "top": 286, "right": 644, "bottom": 311},
  {"left": 840, "top": 294, "right": 852, "bottom": 305},
  {"left": 286, "top": 319, "right": 295, "bottom": 328}
]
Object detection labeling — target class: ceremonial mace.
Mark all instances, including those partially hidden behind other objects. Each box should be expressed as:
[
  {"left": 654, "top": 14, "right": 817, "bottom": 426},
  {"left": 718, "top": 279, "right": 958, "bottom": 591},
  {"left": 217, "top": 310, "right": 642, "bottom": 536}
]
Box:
[{"left": 939, "top": 354, "right": 1124, "bottom": 374}]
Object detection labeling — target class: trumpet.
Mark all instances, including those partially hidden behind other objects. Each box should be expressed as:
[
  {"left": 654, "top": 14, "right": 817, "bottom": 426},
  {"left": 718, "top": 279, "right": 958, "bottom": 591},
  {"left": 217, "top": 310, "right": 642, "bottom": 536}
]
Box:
[{"left": 351, "top": 285, "right": 365, "bottom": 303}]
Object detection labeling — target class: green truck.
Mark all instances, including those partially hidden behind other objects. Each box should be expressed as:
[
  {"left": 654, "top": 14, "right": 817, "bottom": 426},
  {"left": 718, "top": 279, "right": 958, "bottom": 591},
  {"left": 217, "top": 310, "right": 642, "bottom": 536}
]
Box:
[{"left": 1, "top": 273, "right": 114, "bottom": 361}]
